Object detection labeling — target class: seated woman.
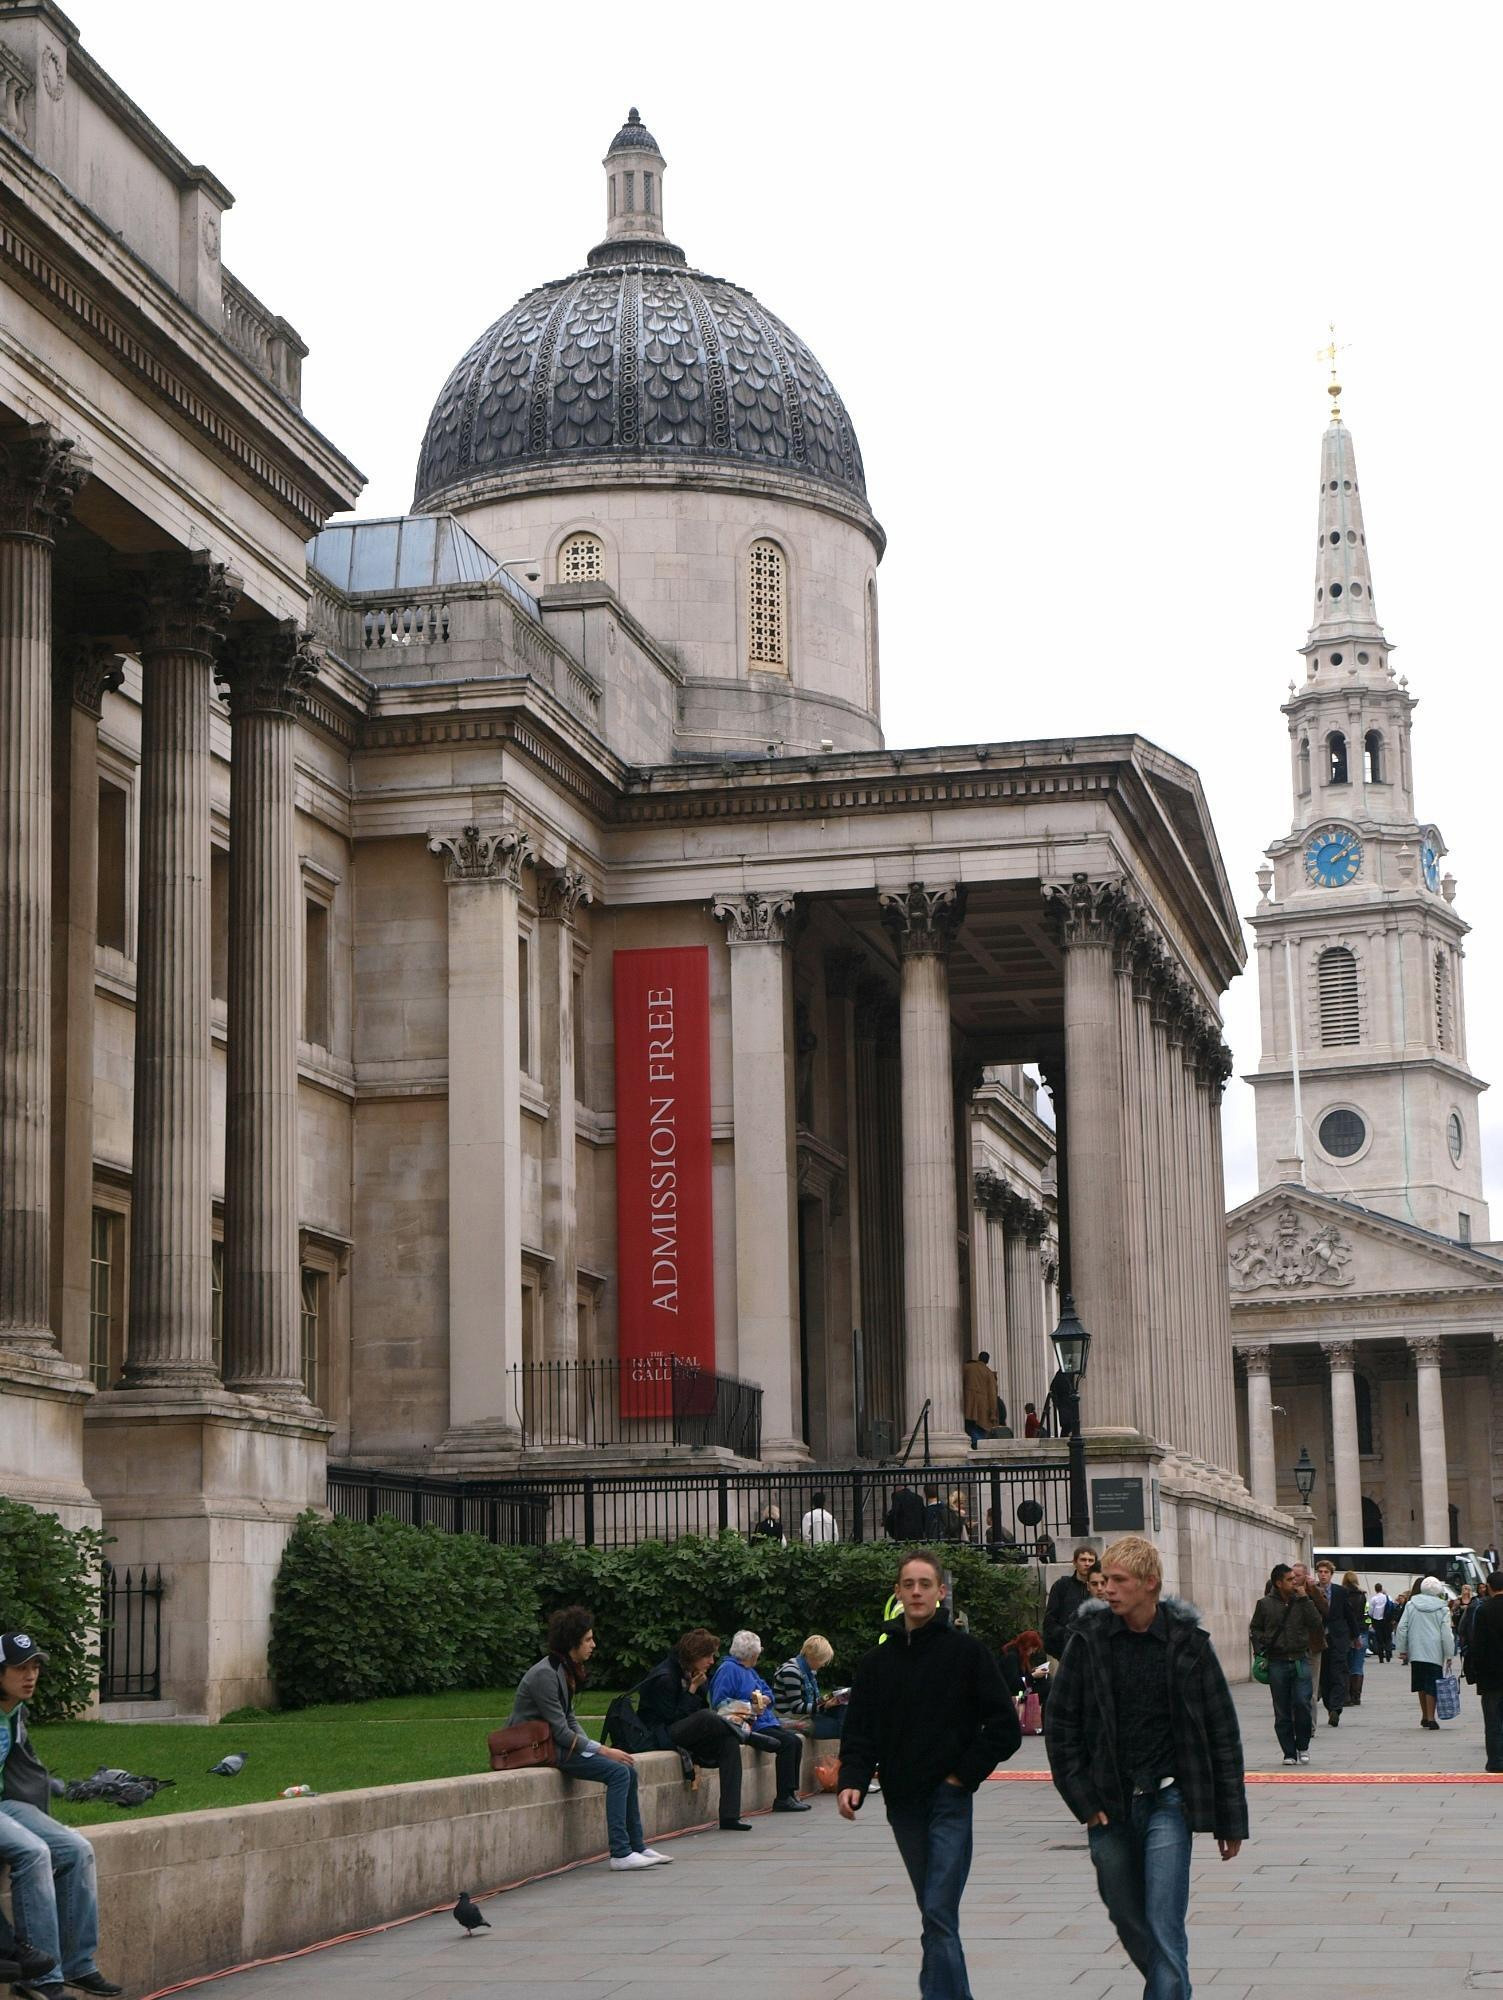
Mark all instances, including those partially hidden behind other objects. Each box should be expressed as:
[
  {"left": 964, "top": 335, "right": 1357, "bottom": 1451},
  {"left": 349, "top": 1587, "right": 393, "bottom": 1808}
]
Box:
[
  {"left": 637, "top": 1629, "right": 753, "bottom": 1832},
  {"left": 772, "top": 1635, "right": 841, "bottom": 1737},
  {"left": 709, "top": 1630, "right": 810, "bottom": 1812},
  {"left": 509, "top": 1606, "right": 670, "bottom": 1871}
]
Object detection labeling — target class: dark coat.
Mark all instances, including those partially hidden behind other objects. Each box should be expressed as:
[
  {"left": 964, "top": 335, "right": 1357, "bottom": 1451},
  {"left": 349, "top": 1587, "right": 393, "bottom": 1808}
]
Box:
[
  {"left": 884, "top": 1487, "right": 927, "bottom": 1541},
  {"left": 838, "top": 1607, "right": 1021, "bottom": 1807},
  {"left": 1463, "top": 1594, "right": 1503, "bottom": 1692},
  {"left": 636, "top": 1654, "right": 710, "bottom": 1749},
  {"left": 0, "top": 1701, "right": 53, "bottom": 1813},
  {"left": 1046, "top": 1595, "right": 1248, "bottom": 1841},
  {"left": 1319, "top": 1581, "right": 1363, "bottom": 1652},
  {"left": 1249, "top": 1588, "right": 1325, "bottom": 1659},
  {"left": 1043, "top": 1573, "right": 1091, "bottom": 1658}
]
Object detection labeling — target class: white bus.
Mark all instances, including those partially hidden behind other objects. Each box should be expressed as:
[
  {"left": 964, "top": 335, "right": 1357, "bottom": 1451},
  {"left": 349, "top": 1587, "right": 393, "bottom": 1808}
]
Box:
[{"left": 1311, "top": 1545, "right": 1489, "bottom": 1600}]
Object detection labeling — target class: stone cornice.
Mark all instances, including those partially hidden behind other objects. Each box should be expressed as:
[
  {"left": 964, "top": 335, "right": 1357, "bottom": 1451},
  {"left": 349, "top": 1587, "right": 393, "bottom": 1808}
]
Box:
[{"left": 620, "top": 756, "right": 1121, "bottom": 827}]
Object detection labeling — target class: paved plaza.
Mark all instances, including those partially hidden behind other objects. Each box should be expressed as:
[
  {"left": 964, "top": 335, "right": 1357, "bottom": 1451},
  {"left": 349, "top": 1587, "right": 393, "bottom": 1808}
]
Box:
[{"left": 163, "top": 1654, "right": 1503, "bottom": 2000}]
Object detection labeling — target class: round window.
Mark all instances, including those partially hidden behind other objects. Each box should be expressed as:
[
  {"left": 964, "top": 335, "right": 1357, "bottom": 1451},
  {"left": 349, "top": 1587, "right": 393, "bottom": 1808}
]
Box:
[
  {"left": 1448, "top": 1111, "right": 1464, "bottom": 1163},
  {"left": 1319, "top": 1108, "right": 1367, "bottom": 1159}
]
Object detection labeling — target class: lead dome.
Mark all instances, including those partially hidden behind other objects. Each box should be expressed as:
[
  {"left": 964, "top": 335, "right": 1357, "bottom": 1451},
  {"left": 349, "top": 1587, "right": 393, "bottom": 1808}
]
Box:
[{"left": 413, "top": 113, "right": 870, "bottom": 516}]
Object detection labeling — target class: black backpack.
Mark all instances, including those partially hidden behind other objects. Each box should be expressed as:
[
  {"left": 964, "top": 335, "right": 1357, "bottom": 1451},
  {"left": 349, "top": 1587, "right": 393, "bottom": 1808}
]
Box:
[{"left": 603, "top": 1673, "right": 655, "bottom": 1753}]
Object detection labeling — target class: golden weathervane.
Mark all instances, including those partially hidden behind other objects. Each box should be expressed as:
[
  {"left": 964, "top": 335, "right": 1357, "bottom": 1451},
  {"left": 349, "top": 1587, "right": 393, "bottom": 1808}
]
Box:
[{"left": 1316, "top": 324, "right": 1348, "bottom": 422}]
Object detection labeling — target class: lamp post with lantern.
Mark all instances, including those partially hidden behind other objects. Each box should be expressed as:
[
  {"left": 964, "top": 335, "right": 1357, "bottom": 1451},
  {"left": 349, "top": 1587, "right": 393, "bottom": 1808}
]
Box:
[{"left": 1049, "top": 1293, "right": 1092, "bottom": 1539}]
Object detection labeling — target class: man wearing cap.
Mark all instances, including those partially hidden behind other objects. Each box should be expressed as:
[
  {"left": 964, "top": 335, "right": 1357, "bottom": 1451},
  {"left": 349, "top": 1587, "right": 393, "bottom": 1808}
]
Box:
[{"left": 0, "top": 1631, "right": 123, "bottom": 1998}]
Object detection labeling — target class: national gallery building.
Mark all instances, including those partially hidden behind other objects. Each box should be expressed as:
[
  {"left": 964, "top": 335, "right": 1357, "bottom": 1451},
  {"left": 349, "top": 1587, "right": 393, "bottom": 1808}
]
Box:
[{"left": 0, "top": 6, "right": 1291, "bottom": 1712}]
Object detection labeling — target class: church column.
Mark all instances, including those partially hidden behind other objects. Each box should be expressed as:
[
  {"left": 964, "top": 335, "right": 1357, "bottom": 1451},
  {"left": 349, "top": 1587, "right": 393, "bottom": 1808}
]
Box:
[
  {"left": 216, "top": 625, "right": 317, "bottom": 1401},
  {"left": 1240, "top": 1346, "right": 1277, "bottom": 1507},
  {"left": 538, "top": 866, "right": 591, "bottom": 1418},
  {"left": 880, "top": 882, "right": 966, "bottom": 1448},
  {"left": 430, "top": 822, "right": 533, "bottom": 1447},
  {"left": 713, "top": 890, "right": 803, "bottom": 1456},
  {"left": 0, "top": 426, "right": 89, "bottom": 1351},
  {"left": 1324, "top": 1339, "right": 1363, "bottom": 1544},
  {"left": 123, "top": 552, "right": 240, "bottom": 1388},
  {"left": 1408, "top": 1333, "right": 1450, "bottom": 1545},
  {"left": 50, "top": 640, "right": 125, "bottom": 1366},
  {"left": 1048, "top": 874, "right": 1135, "bottom": 1430}
]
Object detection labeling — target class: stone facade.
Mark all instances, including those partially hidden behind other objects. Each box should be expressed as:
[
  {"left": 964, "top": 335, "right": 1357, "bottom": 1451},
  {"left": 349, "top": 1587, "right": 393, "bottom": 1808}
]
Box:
[
  {"left": 1230, "top": 396, "right": 1503, "bottom": 1554},
  {"left": 0, "top": 12, "right": 1295, "bottom": 1715}
]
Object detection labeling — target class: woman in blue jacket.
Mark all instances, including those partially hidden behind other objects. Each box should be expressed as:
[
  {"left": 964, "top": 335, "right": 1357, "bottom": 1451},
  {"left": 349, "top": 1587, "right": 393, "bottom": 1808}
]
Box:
[{"left": 709, "top": 1630, "right": 808, "bottom": 1812}]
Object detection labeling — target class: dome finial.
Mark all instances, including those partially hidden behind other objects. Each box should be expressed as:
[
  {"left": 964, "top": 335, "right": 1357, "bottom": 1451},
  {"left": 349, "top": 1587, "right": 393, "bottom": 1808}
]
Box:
[
  {"left": 601, "top": 109, "right": 669, "bottom": 252},
  {"left": 1316, "top": 322, "right": 1347, "bottom": 424}
]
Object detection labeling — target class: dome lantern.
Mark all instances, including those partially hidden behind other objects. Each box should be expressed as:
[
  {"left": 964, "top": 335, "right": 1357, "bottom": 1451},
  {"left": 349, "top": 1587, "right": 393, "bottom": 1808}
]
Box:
[{"left": 598, "top": 107, "right": 671, "bottom": 261}]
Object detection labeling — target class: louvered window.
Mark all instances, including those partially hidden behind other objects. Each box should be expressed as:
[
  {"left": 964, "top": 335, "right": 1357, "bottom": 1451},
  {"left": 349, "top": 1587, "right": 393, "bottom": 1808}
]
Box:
[
  {"left": 558, "top": 532, "right": 604, "bottom": 583},
  {"left": 748, "top": 540, "right": 787, "bottom": 671},
  {"left": 1435, "top": 951, "right": 1453, "bottom": 1051},
  {"left": 1318, "top": 946, "right": 1360, "bottom": 1046}
]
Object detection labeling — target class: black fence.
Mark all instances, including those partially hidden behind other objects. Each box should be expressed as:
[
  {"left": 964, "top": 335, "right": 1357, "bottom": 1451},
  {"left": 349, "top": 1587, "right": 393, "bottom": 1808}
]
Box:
[
  {"left": 510, "top": 1360, "right": 762, "bottom": 1459},
  {"left": 327, "top": 1458, "right": 1074, "bottom": 1555},
  {"left": 99, "top": 1562, "right": 163, "bottom": 1702}
]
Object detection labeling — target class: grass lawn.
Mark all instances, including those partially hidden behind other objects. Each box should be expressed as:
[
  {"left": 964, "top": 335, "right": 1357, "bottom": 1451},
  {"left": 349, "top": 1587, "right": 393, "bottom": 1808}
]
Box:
[{"left": 32, "top": 1688, "right": 620, "bottom": 1827}]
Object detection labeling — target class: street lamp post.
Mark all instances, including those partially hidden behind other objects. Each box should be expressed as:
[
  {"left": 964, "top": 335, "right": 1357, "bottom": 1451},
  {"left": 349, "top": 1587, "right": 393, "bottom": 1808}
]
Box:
[
  {"left": 1050, "top": 1293, "right": 1093, "bottom": 1540},
  {"left": 1292, "top": 1446, "right": 1316, "bottom": 1506}
]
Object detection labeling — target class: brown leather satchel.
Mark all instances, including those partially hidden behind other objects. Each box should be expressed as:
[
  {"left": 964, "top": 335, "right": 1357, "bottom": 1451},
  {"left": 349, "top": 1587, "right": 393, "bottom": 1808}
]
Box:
[{"left": 488, "top": 1719, "right": 557, "bottom": 1771}]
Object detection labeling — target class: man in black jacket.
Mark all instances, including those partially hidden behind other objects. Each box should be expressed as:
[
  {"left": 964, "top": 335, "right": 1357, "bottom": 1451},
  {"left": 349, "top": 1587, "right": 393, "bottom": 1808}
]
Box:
[
  {"left": 1312, "top": 1558, "right": 1361, "bottom": 1726},
  {"left": 1462, "top": 1570, "right": 1503, "bottom": 1772},
  {"left": 1043, "top": 1544, "right": 1100, "bottom": 1664},
  {"left": 1046, "top": 1537, "right": 1246, "bottom": 2000},
  {"left": 838, "top": 1549, "right": 1020, "bottom": 1999}
]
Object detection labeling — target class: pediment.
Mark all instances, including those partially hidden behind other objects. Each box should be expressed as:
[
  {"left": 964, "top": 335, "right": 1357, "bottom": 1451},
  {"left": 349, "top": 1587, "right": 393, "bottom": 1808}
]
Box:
[{"left": 1225, "top": 1186, "right": 1503, "bottom": 1300}]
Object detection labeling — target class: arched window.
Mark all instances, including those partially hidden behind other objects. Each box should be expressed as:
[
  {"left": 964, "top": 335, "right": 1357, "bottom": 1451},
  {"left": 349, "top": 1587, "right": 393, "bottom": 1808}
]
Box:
[
  {"left": 1298, "top": 737, "right": 1311, "bottom": 795},
  {"left": 1327, "top": 731, "right": 1349, "bottom": 785},
  {"left": 1317, "top": 945, "right": 1360, "bottom": 1046},
  {"left": 747, "top": 539, "right": 788, "bottom": 672},
  {"left": 1434, "top": 950, "right": 1453, "bottom": 1051},
  {"left": 1363, "top": 729, "right": 1384, "bottom": 783},
  {"left": 1355, "top": 1372, "right": 1375, "bottom": 1456},
  {"left": 865, "top": 577, "right": 880, "bottom": 712},
  {"left": 558, "top": 532, "right": 604, "bottom": 583}
]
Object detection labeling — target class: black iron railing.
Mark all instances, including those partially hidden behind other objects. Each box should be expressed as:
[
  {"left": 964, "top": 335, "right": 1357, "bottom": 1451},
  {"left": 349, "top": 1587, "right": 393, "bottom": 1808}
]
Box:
[
  {"left": 327, "top": 1458, "right": 1073, "bottom": 1555},
  {"left": 510, "top": 1359, "right": 762, "bottom": 1458},
  {"left": 99, "top": 1562, "right": 163, "bottom": 1701}
]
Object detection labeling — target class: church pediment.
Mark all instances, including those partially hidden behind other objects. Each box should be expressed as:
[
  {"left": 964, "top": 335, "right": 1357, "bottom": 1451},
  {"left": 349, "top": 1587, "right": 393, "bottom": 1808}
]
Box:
[{"left": 1226, "top": 1186, "right": 1503, "bottom": 1299}]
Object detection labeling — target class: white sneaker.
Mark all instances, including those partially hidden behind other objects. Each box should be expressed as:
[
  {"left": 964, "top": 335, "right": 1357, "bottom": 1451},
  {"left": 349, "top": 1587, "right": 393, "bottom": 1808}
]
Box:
[
  {"left": 1297, "top": 1750, "right": 1311, "bottom": 1764},
  {"left": 609, "top": 1851, "right": 656, "bottom": 1870},
  {"left": 1282, "top": 1755, "right": 1297, "bottom": 1766},
  {"left": 638, "top": 1847, "right": 673, "bottom": 1865}
]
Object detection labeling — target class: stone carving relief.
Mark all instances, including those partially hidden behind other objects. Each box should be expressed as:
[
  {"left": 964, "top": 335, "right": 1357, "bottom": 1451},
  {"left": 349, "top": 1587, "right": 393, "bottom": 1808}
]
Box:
[
  {"left": 1228, "top": 1204, "right": 1354, "bottom": 1291},
  {"left": 40, "top": 42, "right": 64, "bottom": 100},
  {"left": 428, "top": 823, "right": 534, "bottom": 886},
  {"left": 215, "top": 622, "right": 319, "bottom": 719},
  {"left": 536, "top": 864, "right": 592, "bottom": 924},
  {"left": 711, "top": 889, "right": 797, "bottom": 945},
  {"left": 55, "top": 637, "right": 126, "bottom": 720},
  {"left": 0, "top": 41, "right": 31, "bottom": 141}
]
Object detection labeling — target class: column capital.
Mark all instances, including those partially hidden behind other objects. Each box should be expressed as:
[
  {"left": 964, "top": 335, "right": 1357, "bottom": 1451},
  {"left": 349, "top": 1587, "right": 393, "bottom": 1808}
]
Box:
[
  {"left": 536, "top": 863, "right": 593, "bottom": 925},
  {"left": 132, "top": 550, "right": 241, "bottom": 659},
  {"left": 216, "top": 620, "right": 319, "bottom": 720},
  {"left": 1237, "top": 1342, "right": 1273, "bottom": 1375},
  {"left": 712, "top": 888, "right": 798, "bottom": 945},
  {"left": 1044, "top": 870, "right": 1129, "bottom": 950},
  {"left": 54, "top": 636, "right": 125, "bottom": 719},
  {"left": 878, "top": 879, "right": 965, "bottom": 957},
  {"left": 973, "top": 1167, "right": 1005, "bottom": 1216},
  {"left": 1407, "top": 1333, "right": 1444, "bottom": 1367},
  {"left": 428, "top": 822, "right": 534, "bottom": 886},
  {"left": 0, "top": 424, "right": 90, "bottom": 541},
  {"left": 1322, "top": 1338, "right": 1357, "bottom": 1370}
]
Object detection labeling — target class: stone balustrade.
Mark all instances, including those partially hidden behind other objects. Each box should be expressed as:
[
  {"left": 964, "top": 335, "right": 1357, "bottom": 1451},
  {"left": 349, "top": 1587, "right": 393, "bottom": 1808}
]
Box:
[{"left": 221, "top": 269, "right": 307, "bottom": 404}]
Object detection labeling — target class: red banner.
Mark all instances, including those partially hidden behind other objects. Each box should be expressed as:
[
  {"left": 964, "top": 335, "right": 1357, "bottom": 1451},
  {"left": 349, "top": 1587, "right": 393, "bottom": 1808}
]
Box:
[{"left": 613, "top": 947, "right": 716, "bottom": 1417}]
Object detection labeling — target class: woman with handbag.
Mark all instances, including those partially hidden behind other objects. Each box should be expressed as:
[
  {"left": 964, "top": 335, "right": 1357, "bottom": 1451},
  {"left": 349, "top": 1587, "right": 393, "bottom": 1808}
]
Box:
[
  {"left": 509, "top": 1606, "right": 671, "bottom": 1870},
  {"left": 637, "top": 1630, "right": 754, "bottom": 1832},
  {"left": 1394, "top": 1577, "right": 1454, "bottom": 1730}
]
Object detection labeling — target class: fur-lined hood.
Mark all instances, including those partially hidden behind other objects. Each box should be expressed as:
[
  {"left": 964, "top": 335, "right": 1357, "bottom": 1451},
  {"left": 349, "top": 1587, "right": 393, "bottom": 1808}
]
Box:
[{"left": 1075, "top": 1592, "right": 1203, "bottom": 1633}]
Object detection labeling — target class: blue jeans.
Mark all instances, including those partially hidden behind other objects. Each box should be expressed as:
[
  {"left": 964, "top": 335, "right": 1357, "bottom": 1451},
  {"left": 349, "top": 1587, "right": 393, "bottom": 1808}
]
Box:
[
  {"left": 1267, "top": 1656, "right": 1313, "bottom": 1758},
  {"left": 0, "top": 1801, "right": 102, "bottom": 1981},
  {"left": 885, "top": 1780, "right": 975, "bottom": 2000},
  {"left": 557, "top": 1750, "right": 645, "bottom": 1859},
  {"left": 1087, "top": 1785, "right": 1193, "bottom": 2000}
]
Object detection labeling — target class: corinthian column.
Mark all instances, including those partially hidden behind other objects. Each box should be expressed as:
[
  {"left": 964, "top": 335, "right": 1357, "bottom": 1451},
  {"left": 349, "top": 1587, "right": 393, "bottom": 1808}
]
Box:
[
  {"left": 50, "top": 639, "right": 125, "bottom": 1366},
  {"left": 0, "top": 426, "right": 89, "bottom": 1351},
  {"left": 538, "top": 864, "right": 591, "bottom": 1405},
  {"left": 1408, "top": 1333, "right": 1450, "bottom": 1545},
  {"left": 217, "top": 625, "right": 317, "bottom": 1401},
  {"left": 879, "top": 880, "right": 966, "bottom": 1448},
  {"left": 1047, "top": 873, "right": 1134, "bottom": 1430},
  {"left": 431, "top": 823, "right": 533, "bottom": 1448},
  {"left": 1323, "top": 1340, "right": 1362, "bottom": 1543},
  {"left": 123, "top": 551, "right": 239, "bottom": 1388},
  {"left": 1240, "top": 1344, "right": 1277, "bottom": 1507},
  {"left": 713, "top": 890, "right": 803, "bottom": 1455}
]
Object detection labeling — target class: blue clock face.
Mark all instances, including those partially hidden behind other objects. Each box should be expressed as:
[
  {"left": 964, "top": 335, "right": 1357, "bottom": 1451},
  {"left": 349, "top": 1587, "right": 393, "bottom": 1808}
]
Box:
[
  {"left": 1422, "top": 839, "right": 1441, "bottom": 892},
  {"left": 1304, "top": 827, "right": 1362, "bottom": 888}
]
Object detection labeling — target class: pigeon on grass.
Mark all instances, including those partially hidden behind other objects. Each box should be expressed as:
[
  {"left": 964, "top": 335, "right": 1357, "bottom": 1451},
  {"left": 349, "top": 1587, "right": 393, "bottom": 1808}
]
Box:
[{"left": 453, "top": 1891, "right": 491, "bottom": 1937}]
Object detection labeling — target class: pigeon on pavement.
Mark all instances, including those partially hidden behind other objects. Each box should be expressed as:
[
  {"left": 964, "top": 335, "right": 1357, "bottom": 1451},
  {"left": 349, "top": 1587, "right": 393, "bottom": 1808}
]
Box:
[{"left": 453, "top": 1891, "right": 491, "bottom": 1937}]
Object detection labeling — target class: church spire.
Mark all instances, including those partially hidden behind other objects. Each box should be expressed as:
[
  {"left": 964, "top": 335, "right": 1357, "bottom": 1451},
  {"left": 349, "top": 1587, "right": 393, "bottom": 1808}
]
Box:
[{"left": 1302, "top": 384, "right": 1392, "bottom": 685}]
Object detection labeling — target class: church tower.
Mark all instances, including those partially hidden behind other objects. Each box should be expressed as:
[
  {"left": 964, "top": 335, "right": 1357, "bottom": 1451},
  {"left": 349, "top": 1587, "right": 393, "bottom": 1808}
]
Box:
[{"left": 1247, "top": 377, "right": 1490, "bottom": 1240}]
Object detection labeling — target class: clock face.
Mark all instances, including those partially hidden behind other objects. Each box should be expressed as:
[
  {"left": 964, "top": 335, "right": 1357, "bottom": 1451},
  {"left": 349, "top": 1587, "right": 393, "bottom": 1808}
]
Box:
[
  {"left": 1422, "top": 838, "right": 1441, "bottom": 893},
  {"left": 1304, "top": 827, "right": 1363, "bottom": 888}
]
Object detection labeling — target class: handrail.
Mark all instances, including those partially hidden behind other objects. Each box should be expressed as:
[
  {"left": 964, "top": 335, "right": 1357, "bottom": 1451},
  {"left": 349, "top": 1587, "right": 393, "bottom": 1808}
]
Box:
[{"left": 896, "top": 1398, "right": 933, "bottom": 1469}]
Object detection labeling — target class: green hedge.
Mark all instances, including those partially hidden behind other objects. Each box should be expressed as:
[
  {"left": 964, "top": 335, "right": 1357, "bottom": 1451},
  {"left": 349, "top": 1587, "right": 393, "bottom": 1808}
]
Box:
[
  {"left": 0, "top": 1496, "right": 104, "bottom": 1721},
  {"left": 270, "top": 1515, "right": 1040, "bottom": 1707}
]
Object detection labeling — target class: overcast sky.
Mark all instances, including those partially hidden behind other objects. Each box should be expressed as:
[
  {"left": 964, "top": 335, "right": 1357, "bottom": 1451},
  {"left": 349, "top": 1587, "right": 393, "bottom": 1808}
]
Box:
[{"left": 75, "top": 1, "right": 1503, "bottom": 1217}]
